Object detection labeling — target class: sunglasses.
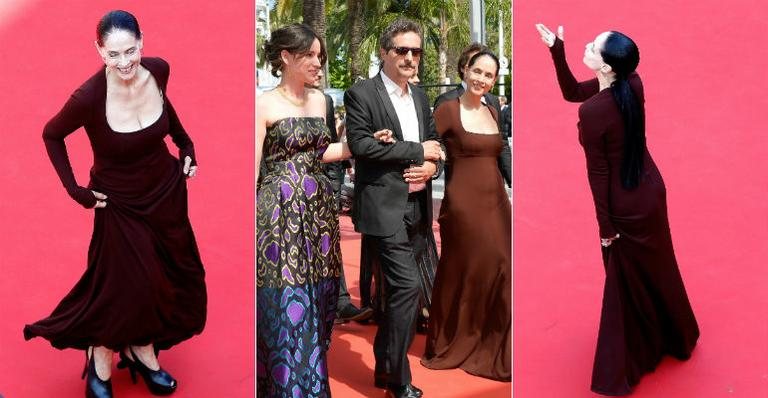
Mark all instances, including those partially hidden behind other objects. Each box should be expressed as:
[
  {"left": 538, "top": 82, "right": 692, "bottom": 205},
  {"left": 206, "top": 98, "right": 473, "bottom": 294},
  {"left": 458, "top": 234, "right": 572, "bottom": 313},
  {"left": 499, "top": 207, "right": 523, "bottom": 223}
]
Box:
[{"left": 390, "top": 46, "right": 423, "bottom": 57}]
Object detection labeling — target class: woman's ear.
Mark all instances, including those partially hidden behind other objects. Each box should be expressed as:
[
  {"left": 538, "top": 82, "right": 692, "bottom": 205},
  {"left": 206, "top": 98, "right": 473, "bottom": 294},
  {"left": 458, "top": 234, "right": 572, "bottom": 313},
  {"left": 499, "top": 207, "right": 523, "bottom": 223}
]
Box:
[
  {"left": 280, "top": 49, "right": 292, "bottom": 68},
  {"left": 94, "top": 40, "right": 106, "bottom": 60}
]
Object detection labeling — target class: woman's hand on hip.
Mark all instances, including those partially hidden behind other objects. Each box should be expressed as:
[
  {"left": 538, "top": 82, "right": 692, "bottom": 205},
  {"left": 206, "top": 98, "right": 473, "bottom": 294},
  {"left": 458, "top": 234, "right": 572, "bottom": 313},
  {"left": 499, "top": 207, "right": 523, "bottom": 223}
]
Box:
[
  {"left": 92, "top": 191, "right": 108, "bottom": 208},
  {"left": 183, "top": 156, "right": 198, "bottom": 178},
  {"left": 535, "top": 23, "right": 563, "bottom": 47},
  {"left": 600, "top": 233, "right": 620, "bottom": 247}
]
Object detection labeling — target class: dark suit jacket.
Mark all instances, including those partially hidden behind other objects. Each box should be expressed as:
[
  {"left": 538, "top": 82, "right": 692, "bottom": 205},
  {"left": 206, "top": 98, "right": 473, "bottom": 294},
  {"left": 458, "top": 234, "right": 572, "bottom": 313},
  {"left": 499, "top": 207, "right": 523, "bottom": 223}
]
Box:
[
  {"left": 434, "top": 85, "right": 511, "bottom": 187},
  {"left": 500, "top": 105, "right": 511, "bottom": 138},
  {"left": 345, "top": 73, "right": 442, "bottom": 237},
  {"left": 324, "top": 93, "right": 337, "bottom": 141}
]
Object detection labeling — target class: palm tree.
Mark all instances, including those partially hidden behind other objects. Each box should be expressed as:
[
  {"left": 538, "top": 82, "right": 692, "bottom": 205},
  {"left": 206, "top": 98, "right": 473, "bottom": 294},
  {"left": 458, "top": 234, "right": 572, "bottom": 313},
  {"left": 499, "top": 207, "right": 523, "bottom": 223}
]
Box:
[
  {"left": 347, "top": 0, "right": 367, "bottom": 81},
  {"left": 272, "top": 0, "right": 302, "bottom": 27},
  {"left": 268, "top": 0, "right": 509, "bottom": 90},
  {"left": 352, "top": 0, "right": 468, "bottom": 84},
  {"left": 303, "top": 0, "right": 328, "bottom": 87}
]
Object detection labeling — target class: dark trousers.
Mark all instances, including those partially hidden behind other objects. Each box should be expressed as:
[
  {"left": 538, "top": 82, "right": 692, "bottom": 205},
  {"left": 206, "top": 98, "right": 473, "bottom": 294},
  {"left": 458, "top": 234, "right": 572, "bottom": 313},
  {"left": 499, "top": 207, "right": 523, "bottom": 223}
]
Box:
[
  {"left": 327, "top": 162, "right": 353, "bottom": 308},
  {"left": 370, "top": 190, "right": 429, "bottom": 385},
  {"left": 337, "top": 264, "right": 351, "bottom": 308},
  {"left": 359, "top": 234, "right": 379, "bottom": 311}
]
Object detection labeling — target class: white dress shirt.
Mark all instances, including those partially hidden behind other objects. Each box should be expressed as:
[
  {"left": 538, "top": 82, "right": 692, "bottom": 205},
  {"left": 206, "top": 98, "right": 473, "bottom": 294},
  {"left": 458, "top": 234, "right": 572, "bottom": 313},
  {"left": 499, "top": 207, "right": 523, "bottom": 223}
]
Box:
[{"left": 381, "top": 72, "right": 425, "bottom": 193}]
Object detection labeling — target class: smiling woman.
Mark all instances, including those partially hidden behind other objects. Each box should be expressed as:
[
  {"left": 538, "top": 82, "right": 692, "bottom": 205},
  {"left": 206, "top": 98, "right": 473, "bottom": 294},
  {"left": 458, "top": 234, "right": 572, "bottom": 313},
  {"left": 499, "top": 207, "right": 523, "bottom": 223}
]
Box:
[
  {"left": 422, "top": 50, "right": 511, "bottom": 382},
  {"left": 256, "top": 23, "right": 344, "bottom": 398},
  {"left": 23, "top": 9, "right": 206, "bottom": 398}
]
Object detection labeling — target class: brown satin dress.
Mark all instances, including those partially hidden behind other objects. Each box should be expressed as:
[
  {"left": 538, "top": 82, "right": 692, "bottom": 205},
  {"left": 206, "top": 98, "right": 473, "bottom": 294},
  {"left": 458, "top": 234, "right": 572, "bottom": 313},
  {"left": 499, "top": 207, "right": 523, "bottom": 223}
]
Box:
[{"left": 421, "top": 98, "right": 511, "bottom": 381}]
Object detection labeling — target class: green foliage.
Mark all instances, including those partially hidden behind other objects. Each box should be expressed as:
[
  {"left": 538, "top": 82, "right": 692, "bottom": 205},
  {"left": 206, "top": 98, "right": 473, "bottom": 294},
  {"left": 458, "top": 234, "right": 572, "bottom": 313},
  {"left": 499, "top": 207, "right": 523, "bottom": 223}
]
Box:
[
  {"left": 266, "top": 0, "right": 511, "bottom": 91},
  {"left": 328, "top": 48, "right": 352, "bottom": 89}
]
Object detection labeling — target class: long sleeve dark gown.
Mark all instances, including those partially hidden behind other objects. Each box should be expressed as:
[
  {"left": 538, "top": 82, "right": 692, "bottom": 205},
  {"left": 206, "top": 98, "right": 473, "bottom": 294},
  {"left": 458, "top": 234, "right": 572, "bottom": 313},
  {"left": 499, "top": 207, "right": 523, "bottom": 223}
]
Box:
[
  {"left": 24, "top": 57, "right": 206, "bottom": 352},
  {"left": 548, "top": 39, "right": 699, "bottom": 395}
]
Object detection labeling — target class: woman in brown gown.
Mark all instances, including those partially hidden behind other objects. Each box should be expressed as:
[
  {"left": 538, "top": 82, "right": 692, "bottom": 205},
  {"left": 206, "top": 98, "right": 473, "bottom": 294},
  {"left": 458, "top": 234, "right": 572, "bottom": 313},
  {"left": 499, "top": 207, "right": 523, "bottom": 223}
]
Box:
[
  {"left": 535, "top": 24, "right": 699, "bottom": 395},
  {"left": 24, "top": 11, "right": 205, "bottom": 398},
  {"left": 421, "top": 50, "right": 511, "bottom": 381}
]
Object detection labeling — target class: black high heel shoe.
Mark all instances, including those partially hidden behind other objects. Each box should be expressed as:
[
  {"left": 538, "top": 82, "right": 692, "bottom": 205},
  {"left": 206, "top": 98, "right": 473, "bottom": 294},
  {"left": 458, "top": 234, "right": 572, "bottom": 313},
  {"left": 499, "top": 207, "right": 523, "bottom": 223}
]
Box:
[
  {"left": 116, "top": 346, "right": 177, "bottom": 395},
  {"left": 82, "top": 348, "right": 113, "bottom": 398}
]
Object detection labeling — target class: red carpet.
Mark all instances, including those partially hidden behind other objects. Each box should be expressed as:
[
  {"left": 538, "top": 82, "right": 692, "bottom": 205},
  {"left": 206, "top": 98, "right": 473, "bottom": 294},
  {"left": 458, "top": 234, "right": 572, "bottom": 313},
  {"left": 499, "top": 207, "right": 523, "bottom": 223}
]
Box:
[
  {"left": 0, "top": 2, "right": 254, "bottom": 397},
  {"left": 329, "top": 216, "right": 512, "bottom": 397},
  {"left": 514, "top": 1, "right": 768, "bottom": 397}
]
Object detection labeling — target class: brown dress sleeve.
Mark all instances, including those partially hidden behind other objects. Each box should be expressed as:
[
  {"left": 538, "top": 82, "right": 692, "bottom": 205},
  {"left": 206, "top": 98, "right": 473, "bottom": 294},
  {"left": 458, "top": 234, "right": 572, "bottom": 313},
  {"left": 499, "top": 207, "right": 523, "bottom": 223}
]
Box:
[
  {"left": 147, "top": 57, "right": 197, "bottom": 167},
  {"left": 42, "top": 88, "right": 97, "bottom": 208},
  {"left": 549, "top": 38, "right": 600, "bottom": 102},
  {"left": 578, "top": 105, "right": 617, "bottom": 238}
]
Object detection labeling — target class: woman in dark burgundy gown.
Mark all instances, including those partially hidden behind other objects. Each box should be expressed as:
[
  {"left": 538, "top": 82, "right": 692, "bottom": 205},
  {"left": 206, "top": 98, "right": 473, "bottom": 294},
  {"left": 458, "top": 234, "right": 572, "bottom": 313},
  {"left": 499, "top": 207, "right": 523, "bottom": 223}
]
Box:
[
  {"left": 535, "top": 24, "right": 699, "bottom": 395},
  {"left": 421, "top": 51, "right": 511, "bottom": 381},
  {"left": 24, "top": 11, "right": 205, "bottom": 398}
]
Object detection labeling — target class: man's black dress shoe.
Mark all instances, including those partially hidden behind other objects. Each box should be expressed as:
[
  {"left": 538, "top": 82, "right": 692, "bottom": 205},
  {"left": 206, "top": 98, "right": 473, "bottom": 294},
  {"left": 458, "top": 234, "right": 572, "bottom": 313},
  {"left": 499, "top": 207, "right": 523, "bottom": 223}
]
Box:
[
  {"left": 385, "top": 383, "right": 423, "bottom": 398},
  {"left": 335, "top": 303, "right": 374, "bottom": 324}
]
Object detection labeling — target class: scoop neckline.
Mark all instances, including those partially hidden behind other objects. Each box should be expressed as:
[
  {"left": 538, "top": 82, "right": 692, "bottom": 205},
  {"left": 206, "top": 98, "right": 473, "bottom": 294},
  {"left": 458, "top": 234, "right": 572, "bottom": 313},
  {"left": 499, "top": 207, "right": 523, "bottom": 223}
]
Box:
[
  {"left": 455, "top": 97, "right": 501, "bottom": 137},
  {"left": 104, "top": 58, "right": 165, "bottom": 134}
]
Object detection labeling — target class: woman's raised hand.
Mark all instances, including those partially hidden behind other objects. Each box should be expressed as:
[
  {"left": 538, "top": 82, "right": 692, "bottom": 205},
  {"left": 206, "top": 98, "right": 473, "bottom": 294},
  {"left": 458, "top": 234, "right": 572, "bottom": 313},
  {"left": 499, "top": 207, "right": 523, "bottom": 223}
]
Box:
[{"left": 535, "top": 23, "right": 564, "bottom": 47}]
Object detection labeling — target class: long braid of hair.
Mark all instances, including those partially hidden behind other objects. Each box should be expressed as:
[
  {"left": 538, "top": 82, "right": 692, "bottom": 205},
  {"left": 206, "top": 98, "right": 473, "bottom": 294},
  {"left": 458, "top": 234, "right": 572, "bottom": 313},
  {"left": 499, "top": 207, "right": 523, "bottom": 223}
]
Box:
[
  {"left": 611, "top": 76, "right": 645, "bottom": 189},
  {"left": 602, "top": 31, "right": 644, "bottom": 189}
]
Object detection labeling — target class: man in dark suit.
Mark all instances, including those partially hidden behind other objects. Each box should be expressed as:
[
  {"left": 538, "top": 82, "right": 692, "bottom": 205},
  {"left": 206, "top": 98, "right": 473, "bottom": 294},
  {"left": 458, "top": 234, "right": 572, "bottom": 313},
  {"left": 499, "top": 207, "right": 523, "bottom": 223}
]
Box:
[
  {"left": 344, "top": 18, "right": 442, "bottom": 398},
  {"left": 434, "top": 43, "right": 511, "bottom": 187}
]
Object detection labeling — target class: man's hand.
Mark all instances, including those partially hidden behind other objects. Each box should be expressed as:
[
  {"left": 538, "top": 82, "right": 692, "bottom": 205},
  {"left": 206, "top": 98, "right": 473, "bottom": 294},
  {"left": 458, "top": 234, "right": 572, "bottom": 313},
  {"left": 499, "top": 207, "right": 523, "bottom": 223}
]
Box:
[
  {"left": 422, "top": 140, "right": 441, "bottom": 161},
  {"left": 404, "top": 161, "right": 437, "bottom": 183}
]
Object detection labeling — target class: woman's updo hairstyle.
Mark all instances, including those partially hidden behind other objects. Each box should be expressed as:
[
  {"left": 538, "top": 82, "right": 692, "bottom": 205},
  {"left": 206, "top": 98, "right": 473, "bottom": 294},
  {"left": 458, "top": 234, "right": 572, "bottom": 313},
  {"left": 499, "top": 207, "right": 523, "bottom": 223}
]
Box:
[
  {"left": 467, "top": 50, "right": 500, "bottom": 78},
  {"left": 97, "top": 10, "right": 141, "bottom": 46},
  {"left": 601, "top": 32, "right": 639, "bottom": 80},
  {"left": 264, "top": 24, "right": 327, "bottom": 78}
]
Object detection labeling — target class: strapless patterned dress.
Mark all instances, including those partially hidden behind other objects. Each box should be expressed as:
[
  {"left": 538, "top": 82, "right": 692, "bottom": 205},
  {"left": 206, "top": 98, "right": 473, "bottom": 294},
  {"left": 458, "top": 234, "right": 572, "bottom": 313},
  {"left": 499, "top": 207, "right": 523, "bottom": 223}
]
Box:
[{"left": 257, "top": 117, "right": 341, "bottom": 397}]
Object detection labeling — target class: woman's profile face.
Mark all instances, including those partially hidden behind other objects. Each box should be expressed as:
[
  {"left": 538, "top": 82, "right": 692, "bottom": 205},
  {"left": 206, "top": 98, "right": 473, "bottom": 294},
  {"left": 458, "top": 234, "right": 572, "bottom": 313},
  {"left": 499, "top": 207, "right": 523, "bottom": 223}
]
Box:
[
  {"left": 97, "top": 28, "right": 142, "bottom": 81},
  {"left": 466, "top": 55, "right": 498, "bottom": 96},
  {"left": 583, "top": 31, "right": 610, "bottom": 71},
  {"left": 282, "top": 38, "right": 322, "bottom": 85}
]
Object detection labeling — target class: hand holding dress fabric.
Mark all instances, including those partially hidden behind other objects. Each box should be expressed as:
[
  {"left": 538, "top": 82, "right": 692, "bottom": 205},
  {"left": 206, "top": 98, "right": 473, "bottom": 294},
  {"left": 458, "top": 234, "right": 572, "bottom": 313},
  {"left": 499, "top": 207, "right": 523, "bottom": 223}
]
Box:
[
  {"left": 182, "top": 156, "right": 198, "bottom": 178},
  {"left": 600, "top": 233, "right": 620, "bottom": 247},
  {"left": 92, "top": 191, "right": 108, "bottom": 208}
]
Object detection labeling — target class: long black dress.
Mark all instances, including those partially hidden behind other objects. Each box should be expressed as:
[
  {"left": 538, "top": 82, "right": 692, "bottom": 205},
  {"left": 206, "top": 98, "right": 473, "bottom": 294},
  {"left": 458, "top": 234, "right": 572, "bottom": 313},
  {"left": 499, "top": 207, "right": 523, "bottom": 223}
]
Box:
[
  {"left": 548, "top": 39, "right": 699, "bottom": 395},
  {"left": 24, "top": 57, "right": 206, "bottom": 352}
]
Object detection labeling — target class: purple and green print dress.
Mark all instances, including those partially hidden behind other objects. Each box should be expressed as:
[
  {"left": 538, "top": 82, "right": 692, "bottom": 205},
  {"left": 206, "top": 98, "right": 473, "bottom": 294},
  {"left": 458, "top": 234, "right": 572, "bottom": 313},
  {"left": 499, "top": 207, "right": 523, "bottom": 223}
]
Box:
[{"left": 257, "top": 117, "right": 341, "bottom": 397}]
